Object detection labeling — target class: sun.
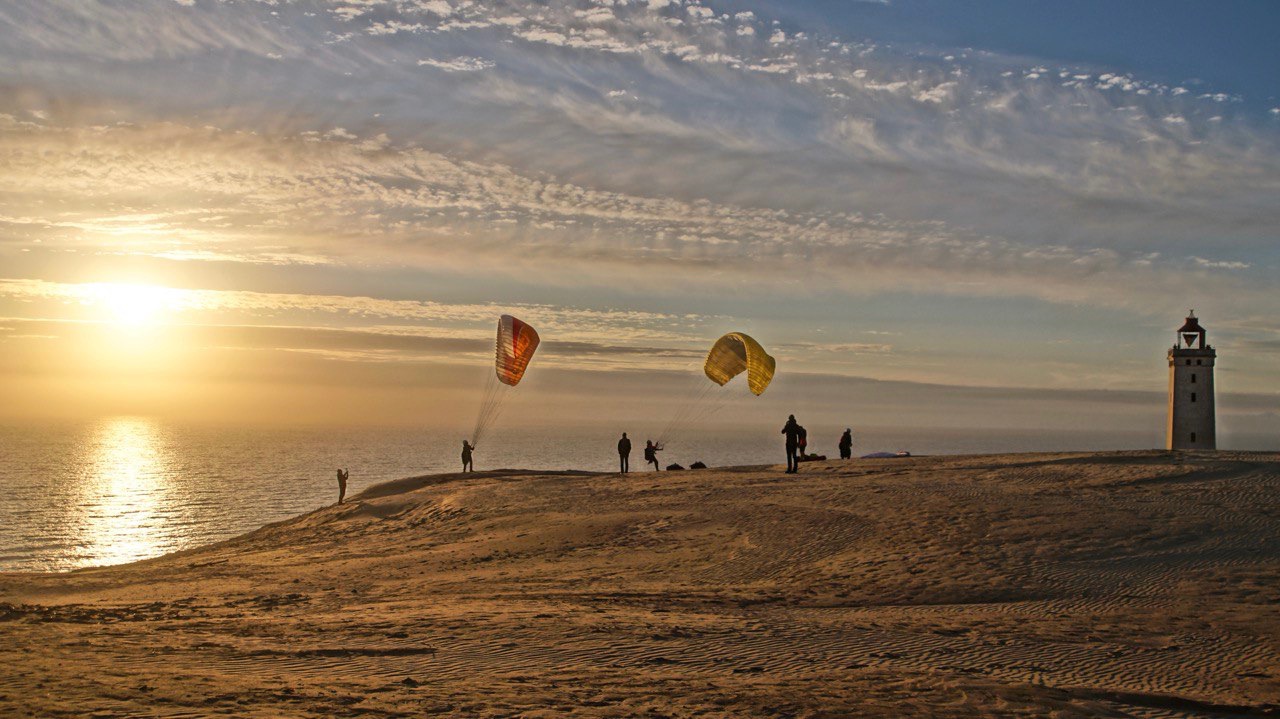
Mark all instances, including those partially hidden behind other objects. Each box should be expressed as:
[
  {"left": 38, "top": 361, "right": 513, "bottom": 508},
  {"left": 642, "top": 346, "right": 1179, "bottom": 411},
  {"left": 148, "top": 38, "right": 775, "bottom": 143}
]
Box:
[{"left": 83, "top": 283, "right": 181, "bottom": 327}]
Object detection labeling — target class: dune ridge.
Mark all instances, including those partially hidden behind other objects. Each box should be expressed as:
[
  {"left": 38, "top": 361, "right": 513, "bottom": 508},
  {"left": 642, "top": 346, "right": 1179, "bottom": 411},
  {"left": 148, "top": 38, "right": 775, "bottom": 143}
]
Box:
[{"left": 2, "top": 450, "right": 1278, "bottom": 717}]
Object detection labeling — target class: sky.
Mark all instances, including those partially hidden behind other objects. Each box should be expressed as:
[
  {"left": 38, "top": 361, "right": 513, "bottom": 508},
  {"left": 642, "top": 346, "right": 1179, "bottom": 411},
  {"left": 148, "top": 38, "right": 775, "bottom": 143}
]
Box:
[{"left": 1, "top": 0, "right": 1278, "bottom": 443}]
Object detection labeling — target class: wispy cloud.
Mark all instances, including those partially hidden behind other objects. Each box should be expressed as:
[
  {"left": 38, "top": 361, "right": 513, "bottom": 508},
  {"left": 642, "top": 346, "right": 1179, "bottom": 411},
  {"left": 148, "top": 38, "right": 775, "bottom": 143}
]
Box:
[
  {"left": 0, "top": 279, "right": 717, "bottom": 346},
  {"left": 417, "top": 55, "right": 494, "bottom": 72}
]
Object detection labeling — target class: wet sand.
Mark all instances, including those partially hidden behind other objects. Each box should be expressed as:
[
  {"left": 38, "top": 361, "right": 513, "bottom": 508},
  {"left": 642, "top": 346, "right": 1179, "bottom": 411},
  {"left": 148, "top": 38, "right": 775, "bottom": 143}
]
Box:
[{"left": 2, "top": 450, "right": 1278, "bottom": 717}]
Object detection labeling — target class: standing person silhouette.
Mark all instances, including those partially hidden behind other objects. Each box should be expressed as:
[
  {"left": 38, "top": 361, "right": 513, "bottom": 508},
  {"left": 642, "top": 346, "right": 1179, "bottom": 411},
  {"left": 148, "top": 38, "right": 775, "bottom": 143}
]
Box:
[
  {"left": 617, "top": 432, "right": 632, "bottom": 473},
  {"left": 461, "top": 440, "right": 474, "bottom": 472},
  {"left": 839, "top": 428, "right": 853, "bottom": 460},
  {"left": 644, "top": 440, "right": 663, "bottom": 471},
  {"left": 781, "top": 415, "right": 801, "bottom": 473},
  {"left": 336, "top": 468, "right": 349, "bottom": 504}
]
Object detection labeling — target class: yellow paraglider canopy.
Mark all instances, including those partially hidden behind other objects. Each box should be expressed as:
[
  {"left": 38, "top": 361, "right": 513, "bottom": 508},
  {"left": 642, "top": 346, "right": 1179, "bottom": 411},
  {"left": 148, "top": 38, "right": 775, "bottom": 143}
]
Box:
[{"left": 704, "top": 332, "right": 776, "bottom": 396}]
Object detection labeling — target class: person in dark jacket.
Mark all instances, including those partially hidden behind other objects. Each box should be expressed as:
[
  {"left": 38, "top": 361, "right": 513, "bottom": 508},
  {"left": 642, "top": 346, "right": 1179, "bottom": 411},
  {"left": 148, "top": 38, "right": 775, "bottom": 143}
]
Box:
[
  {"left": 644, "top": 440, "right": 663, "bottom": 471},
  {"left": 781, "top": 415, "right": 802, "bottom": 473},
  {"left": 336, "top": 468, "right": 349, "bottom": 504},
  {"left": 461, "top": 440, "right": 474, "bottom": 472},
  {"left": 617, "top": 432, "right": 632, "bottom": 473},
  {"left": 839, "top": 428, "right": 853, "bottom": 460}
]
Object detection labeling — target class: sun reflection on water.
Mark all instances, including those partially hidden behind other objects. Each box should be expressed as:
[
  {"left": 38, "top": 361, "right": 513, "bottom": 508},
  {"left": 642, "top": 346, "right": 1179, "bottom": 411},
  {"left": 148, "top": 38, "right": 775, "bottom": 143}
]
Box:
[{"left": 79, "top": 417, "right": 174, "bottom": 567}]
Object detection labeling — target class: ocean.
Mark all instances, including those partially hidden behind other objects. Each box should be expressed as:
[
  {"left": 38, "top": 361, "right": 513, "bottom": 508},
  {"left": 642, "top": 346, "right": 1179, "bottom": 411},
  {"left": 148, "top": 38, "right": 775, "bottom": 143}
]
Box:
[{"left": 0, "top": 416, "right": 1260, "bottom": 573}]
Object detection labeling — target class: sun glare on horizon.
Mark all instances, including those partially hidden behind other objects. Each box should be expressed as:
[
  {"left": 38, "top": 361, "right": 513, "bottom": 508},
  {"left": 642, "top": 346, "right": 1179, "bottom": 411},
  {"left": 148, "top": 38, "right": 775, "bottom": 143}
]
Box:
[{"left": 81, "top": 282, "right": 184, "bottom": 327}]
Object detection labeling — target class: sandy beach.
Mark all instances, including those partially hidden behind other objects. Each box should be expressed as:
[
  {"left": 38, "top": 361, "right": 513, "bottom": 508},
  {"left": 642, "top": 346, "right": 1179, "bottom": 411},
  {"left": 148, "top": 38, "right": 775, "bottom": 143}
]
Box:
[{"left": 2, "top": 450, "right": 1278, "bottom": 718}]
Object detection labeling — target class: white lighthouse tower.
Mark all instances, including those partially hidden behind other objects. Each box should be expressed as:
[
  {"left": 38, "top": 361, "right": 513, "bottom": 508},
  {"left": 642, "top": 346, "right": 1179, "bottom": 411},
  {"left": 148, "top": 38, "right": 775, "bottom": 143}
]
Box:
[{"left": 1166, "top": 311, "right": 1216, "bottom": 450}]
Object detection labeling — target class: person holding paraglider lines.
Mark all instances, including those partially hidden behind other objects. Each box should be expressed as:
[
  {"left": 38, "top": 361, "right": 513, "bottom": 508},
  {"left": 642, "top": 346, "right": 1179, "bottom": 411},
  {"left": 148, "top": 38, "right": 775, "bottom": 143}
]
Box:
[
  {"left": 461, "top": 440, "right": 474, "bottom": 472},
  {"left": 644, "top": 440, "right": 663, "bottom": 471}
]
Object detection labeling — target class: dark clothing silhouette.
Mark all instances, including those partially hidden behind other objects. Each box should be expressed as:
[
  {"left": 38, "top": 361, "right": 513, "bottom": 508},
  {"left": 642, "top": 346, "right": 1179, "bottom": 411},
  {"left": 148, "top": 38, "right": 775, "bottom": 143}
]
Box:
[
  {"left": 461, "top": 441, "right": 474, "bottom": 472},
  {"left": 644, "top": 441, "right": 662, "bottom": 471},
  {"left": 782, "top": 416, "right": 801, "bottom": 473},
  {"left": 336, "top": 468, "right": 348, "bottom": 504},
  {"left": 618, "top": 433, "right": 631, "bottom": 473},
  {"left": 839, "top": 429, "right": 853, "bottom": 460}
]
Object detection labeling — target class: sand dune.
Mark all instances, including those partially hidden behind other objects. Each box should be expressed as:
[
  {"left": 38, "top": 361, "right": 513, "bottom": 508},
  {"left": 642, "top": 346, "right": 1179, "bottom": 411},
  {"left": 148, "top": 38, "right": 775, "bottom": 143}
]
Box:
[{"left": 2, "top": 451, "right": 1278, "bottom": 717}]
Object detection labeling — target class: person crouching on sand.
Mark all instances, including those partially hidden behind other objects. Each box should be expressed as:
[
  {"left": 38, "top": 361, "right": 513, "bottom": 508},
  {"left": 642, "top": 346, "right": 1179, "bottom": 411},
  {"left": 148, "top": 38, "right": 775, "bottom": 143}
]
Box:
[
  {"left": 461, "top": 440, "right": 475, "bottom": 472},
  {"left": 644, "top": 440, "right": 663, "bottom": 471},
  {"left": 336, "top": 468, "right": 349, "bottom": 504}
]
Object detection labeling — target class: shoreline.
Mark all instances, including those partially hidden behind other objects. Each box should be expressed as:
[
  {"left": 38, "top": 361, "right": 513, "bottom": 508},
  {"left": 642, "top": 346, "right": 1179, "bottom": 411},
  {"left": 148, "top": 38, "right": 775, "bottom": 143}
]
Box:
[{"left": 5, "top": 449, "right": 1272, "bottom": 579}]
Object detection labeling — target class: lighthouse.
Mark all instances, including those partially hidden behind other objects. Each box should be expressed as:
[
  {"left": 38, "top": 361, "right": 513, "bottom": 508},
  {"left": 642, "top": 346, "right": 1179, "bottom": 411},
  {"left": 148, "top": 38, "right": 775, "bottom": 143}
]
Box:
[{"left": 1166, "top": 311, "right": 1216, "bottom": 450}]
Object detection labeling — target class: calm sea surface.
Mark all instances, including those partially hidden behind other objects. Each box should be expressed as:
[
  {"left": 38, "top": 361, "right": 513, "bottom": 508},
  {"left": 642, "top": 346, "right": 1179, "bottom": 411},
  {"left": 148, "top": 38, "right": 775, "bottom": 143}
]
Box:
[{"left": 0, "top": 416, "right": 1234, "bottom": 573}]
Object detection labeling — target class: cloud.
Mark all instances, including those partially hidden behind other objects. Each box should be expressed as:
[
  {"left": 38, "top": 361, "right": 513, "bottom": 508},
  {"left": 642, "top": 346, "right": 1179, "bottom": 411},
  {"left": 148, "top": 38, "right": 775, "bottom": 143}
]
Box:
[
  {"left": 416, "top": 1, "right": 454, "bottom": 16},
  {"left": 776, "top": 341, "right": 894, "bottom": 355},
  {"left": 417, "top": 56, "right": 495, "bottom": 72},
  {"left": 0, "top": 279, "right": 721, "bottom": 349},
  {"left": 1191, "top": 257, "right": 1250, "bottom": 270}
]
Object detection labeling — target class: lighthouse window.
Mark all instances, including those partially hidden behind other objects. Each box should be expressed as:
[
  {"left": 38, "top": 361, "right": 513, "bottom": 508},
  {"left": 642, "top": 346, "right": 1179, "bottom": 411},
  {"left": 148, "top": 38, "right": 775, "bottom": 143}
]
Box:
[
  {"left": 1196, "top": 360, "right": 1202, "bottom": 365},
  {"left": 1191, "top": 393, "right": 1197, "bottom": 402},
  {"left": 1191, "top": 374, "right": 1196, "bottom": 383},
  {"left": 1190, "top": 432, "right": 1197, "bottom": 443},
  {"left": 1185, "top": 359, "right": 1192, "bottom": 365}
]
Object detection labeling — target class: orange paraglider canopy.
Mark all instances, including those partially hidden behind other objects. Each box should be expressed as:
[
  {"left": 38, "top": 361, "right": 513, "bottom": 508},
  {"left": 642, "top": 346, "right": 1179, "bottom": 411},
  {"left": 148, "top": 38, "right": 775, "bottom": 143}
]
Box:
[
  {"left": 472, "top": 314, "right": 542, "bottom": 447},
  {"left": 495, "top": 314, "right": 540, "bottom": 386}
]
